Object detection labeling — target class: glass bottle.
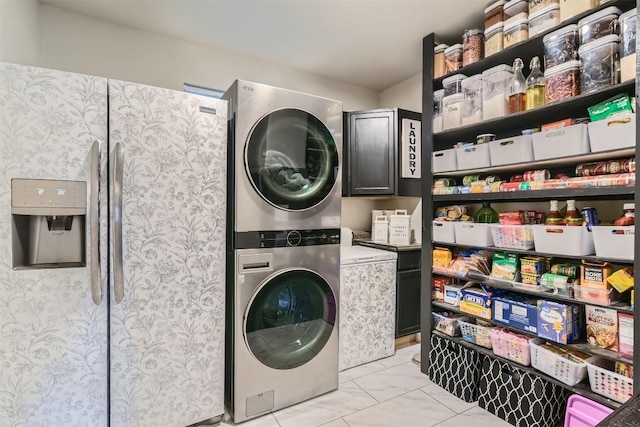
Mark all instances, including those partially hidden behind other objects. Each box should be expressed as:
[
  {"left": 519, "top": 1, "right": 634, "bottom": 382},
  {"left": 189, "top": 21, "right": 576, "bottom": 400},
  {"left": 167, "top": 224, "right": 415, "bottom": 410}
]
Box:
[
  {"left": 474, "top": 202, "right": 499, "bottom": 223},
  {"left": 546, "top": 200, "right": 563, "bottom": 225},
  {"left": 508, "top": 58, "right": 527, "bottom": 114},
  {"left": 564, "top": 200, "right": 583, "bottom": 226},
  {"left": 526, "top": 56, "right": 545, "bottom": 110}
]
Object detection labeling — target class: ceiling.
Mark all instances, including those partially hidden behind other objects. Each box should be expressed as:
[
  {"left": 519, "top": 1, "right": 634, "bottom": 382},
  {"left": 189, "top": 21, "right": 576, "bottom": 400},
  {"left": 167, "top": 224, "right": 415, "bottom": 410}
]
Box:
[{"left": 40, "top": 0, "right": 485, "bottom": 91}]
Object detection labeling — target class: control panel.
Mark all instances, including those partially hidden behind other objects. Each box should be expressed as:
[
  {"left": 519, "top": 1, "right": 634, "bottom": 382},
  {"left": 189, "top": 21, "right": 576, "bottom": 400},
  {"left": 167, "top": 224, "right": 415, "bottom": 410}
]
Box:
[{"left": 235, "top": 228, "right": 340, "bottom": 249}]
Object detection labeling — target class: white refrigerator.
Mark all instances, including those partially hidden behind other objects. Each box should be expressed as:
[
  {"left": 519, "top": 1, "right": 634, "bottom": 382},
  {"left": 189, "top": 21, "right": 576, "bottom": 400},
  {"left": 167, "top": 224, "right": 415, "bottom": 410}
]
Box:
[{"left": 0, "top": 63, "right": 227, "bottom": 427}]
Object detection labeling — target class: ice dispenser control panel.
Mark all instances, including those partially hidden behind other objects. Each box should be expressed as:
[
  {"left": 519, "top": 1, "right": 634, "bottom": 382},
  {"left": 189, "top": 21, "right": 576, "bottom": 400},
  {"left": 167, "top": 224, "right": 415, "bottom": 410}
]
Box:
[{"left": 12, "top": 179, "right": 86, "bottom": 211}]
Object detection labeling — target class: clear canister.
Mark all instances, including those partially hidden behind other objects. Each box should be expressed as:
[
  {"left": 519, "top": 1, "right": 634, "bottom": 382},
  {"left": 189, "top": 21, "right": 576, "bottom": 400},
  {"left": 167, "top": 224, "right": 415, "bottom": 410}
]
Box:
[
  {"left": 544, "top": 60, "right": 581, "bottom": 103},
  {"left": 485, "top": 22, "right": 505, "bottom": 57},
  {"left": 463, "top": 29, "right": 485, "bottom": 66},
  {"left": 443, "top": 93, "right": 464, "bottom": 130},
  {"left": 561, "top": 0, "right": 598, "bottom": 22},
  {"left": 504, "top": 18, "right": 529, "bottom": 48},
  {"left": 434, "top": 44, "right": 449, "bottom": 79},
  {"left": 485, "top": 0, "right": 507, "bottom": 28},
  {"left": 443, "top": 74, "right": 467, "bottom": 96},
  {"left": 578, "top": 34, "right": 620, "bottom": 94},
  {"left": 620, "top": 8, "right": 636, "bottom": 82},
  {"left": 433, "top": 89, "right": 444, "bottom": 133},
  {"left": 577, "top": 6, "right": 621, "bottom": 45},
  {"left": 444, "top": 44, "right": 463, "bottom": 74},
  {"left": 462, "top": 75, "right": 483, "bottom": 125},
  {"left": 529, "top": 4, "right": 561, "bottom": 37},
  {"left": 482, "top": 64, "right": 513, "bottom": 120},
  {"left": 543, "top": 24, "right": 579, "bottom": 69}
]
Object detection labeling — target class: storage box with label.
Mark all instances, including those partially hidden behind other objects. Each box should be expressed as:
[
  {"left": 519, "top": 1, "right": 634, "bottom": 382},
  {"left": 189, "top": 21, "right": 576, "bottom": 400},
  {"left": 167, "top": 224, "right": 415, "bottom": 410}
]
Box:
[
  {"left": 460, "top": 285, "right": 492, "bottom": 320},
  {"left": 538, "top": 300, "right": 581, "bottom": 344},
  {"left": 493, "top": 296, "right": 539, "bottom": 334},
  {"left": 581, "top": 261, "right": 615, "bottom": 304},
  {"left": 444, "top": 284, "right": 463, "bottom": 306},
  {"left": 433, "top": 248, "right": 453, "bottom": 269},
  {"left": 432, "top": 276, "right": 452, "bottom": 301},
  {"left": 618, "top": 312, "right": 633, "bottom": 360},
  {"left": 586, "top": 305, "right": 618, "bottom": 352}
]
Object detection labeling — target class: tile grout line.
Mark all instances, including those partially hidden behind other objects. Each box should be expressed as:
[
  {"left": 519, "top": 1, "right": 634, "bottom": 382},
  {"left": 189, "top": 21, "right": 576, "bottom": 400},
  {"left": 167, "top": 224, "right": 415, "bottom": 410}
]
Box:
[{"left": 416, "top": 386, "right": 478, "bottom": 415}]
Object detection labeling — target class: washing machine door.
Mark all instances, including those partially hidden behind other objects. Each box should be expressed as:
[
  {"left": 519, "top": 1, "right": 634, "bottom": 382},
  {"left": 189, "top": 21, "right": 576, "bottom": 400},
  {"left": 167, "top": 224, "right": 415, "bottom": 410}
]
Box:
[
  {"left": 244, "top": 269, "right": 337, "bottom": 370},
  {"left": 245, "top": 108, "right": 339, "bottom": 211}
]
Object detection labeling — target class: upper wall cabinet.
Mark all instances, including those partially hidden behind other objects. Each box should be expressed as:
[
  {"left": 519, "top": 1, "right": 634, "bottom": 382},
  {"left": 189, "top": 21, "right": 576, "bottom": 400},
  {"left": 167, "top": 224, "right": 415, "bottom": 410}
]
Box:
[{"left": 343, "top": 108, "right": 421, "bottom": 197}]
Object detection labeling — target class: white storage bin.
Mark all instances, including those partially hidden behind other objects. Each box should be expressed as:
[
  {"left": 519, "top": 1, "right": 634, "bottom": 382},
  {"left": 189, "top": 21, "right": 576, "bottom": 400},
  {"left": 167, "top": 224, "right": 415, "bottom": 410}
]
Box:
[
  {"left": 531, "top": 224, "right": 595, "bottom": 256},
  {"left": 587, "top": 359, "right": 634, "bottom": 404},
  {"left": 529, "top": 4, "right": 561, "bottom": 37},
  {"left": 530, "top": 339, "right": 591, "bottom": 386},
  {"left": 432, "top": 221, "right": 456, "bottom": 243},
  {"left": 443, "top": 93, "right": 464, "bottom": 130},
  {"left": 389, "top": 212, "right": 411, "bottom": 246},
  {"left": 488, "top": 135, "right": 534, "bottom": 166},
  {"left": 432, "top": 149, "right": 457, "bottom": 173},
  {"left": 455, "top": 143, "right": 491, "bottom": 170},
  {"left": 532, "top": 123, "right": 590, "bottom": 160},
  {"left": 454, "top": 222, "right": 494, "bottom": 247},
  {"left": 592, "top": 225, "right": 634, "bottom": 260},
  {"left": 491, "top": 224, "right": 535, "bottom": 249},
  {"left": 587, "top": 112, "right": 635, "bottom": 153}
]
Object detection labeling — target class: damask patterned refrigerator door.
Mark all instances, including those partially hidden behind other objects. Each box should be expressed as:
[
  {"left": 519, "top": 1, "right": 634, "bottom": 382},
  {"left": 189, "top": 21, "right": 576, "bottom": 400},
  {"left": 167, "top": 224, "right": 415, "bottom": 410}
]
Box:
[
  {"left": 107, "top": 80, "right": 227, "bottom": 427},
  {"left": 0, "top": 63, "right": 109, "bottom": 425}
]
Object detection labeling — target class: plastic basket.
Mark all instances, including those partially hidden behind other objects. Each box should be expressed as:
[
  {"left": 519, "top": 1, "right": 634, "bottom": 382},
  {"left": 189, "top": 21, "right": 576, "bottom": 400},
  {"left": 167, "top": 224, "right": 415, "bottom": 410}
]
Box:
[
  {"left": 433, "top": 220, "right": 456, "bottom": 243},
  {"left": 490, "top": 328, "right": 533, "bottom": 366},
  {"left": 454, "top": 222, "right": 494, "bottom": 247},
  {"left": 586, "top": 358, "right": 634, "bottom": 404},
  {"left": 592, "top": 226, "right": 634, "bottom": 261},
  {"left": 530, "top": 225, "right": 595, "bottom": 256},
  {"left": 459, "top": 319, "right": 493, "bottom": 349},
  {"left": 490, "top": 224, "right": 535, "bottom": 250},
  {"left": 433, "top": 312, "right": 468, "bottom": 336},
  {"left": 530, "top": 339, "right": 590, "bottom": 386}
]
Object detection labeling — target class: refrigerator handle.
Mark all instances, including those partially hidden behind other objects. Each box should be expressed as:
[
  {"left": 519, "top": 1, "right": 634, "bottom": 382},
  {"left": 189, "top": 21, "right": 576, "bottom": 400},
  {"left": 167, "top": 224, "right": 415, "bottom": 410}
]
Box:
[
  {"left": 111, "top": 143, "right": 125, "bottom": 303},
  {"left": 90, "top": 140, "right": 102, "bottom": 305}
]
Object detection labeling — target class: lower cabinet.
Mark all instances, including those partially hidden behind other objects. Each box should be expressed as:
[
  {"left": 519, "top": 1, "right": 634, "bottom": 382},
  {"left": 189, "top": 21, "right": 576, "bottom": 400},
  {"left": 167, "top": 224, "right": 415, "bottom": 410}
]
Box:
[{"left": 396, "top": 250, "right": 421, "bottom": 338}]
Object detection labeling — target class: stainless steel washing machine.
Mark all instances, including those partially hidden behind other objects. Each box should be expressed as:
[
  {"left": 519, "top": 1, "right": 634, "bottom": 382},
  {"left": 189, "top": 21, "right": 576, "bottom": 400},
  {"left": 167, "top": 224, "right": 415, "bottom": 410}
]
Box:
[
  {"left": 223, "top": 80, "right": 342, "bottom": 232},
  {"left": 225, "top": 230, "right": 340, "bottom": 423}
]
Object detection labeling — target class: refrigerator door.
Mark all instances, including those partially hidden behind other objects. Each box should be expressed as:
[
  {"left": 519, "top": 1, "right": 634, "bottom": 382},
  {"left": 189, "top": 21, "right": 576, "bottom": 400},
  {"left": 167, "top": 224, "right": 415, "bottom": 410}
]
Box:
[
  {"left": 108, "top": 80, "right": 227, "bottom": 427},
  {"left": 0, "top": 63, "right": 109, "bottom": 425}
]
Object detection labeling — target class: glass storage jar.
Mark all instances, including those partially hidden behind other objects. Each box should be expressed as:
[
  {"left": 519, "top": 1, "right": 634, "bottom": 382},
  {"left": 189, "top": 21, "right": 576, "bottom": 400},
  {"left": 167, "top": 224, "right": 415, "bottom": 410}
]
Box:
[
  {"left": 504, "top": 0, "right": 529, "bottom": 20},
  {"left": 463, "top": 29, "right": 485, "bottom": 66},
  {"left": 529, "top": 4, "right": 561, "bottom": 37},
  {"left": 504, "top": 18, "right": 529, "bottom": 48},
  {"left": 577, "top": 6, "right": 621, "bottom": 45},
  {"left": 543, "top": 24, "right": 579, "bottom": 69},
  {"left": 434, "top": 44, "right": 449, "bottom": 79},
  {"left": 560, "top": 0, "right": 598, "bottom": 22},
  {"left": 482, "top": 64, "right": 513, "bottom": 120},
  {"left": 620, "top": 8, "right": 636, "bottom": 82},
  {"left": 443, "top": 93, "right": 464, "bottom": 130},
  {"left": 443, "top": 74, "right": 467, "bottom": 96},
  {"left": 462, "top": 74, "right": 483, "bottom": 125},
  {"left": 544, "top": 60, "right": 581, "bottom": 103},
  {"left": 433, "top": 89, "right": 444, "bottom": 133},
  {"left": 578, "top": 34, "right": 620, "bottom": 93},
  {"left": 444, "top": 44, "right": 464, "bottom": 74},
  {"left": 529, "top": 0, "right": 560, "bottom": 15},
  {"left": 485, "top": 0, "right": 507, "bottom": 29},
  {"left": 485, "top": 22, "right": 505, "bottom": 56}
]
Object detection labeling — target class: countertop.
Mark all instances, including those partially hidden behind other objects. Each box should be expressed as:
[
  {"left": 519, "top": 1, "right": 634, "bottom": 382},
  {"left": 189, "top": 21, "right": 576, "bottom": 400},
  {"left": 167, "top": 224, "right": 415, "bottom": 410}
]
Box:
[
  {"left": 600, "top": 394, "right": 640, "bottom": 426},
  {"left": 353, "top": 239, "right": 422, "bottom": 252}
]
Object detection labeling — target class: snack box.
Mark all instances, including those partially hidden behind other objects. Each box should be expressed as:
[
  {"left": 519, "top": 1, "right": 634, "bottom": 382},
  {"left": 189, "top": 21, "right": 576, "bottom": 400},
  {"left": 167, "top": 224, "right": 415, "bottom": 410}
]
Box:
[
  {"left": 491, "top": 251, "right": 520, "bottom": 281},
  {"left": 520, "top": 256, "right": 548, "bottom": 275},
  {"left": 433, "top": 247, "right": 453, "bottom": 269},
  {"left": 538, "top": 300, "right": 581, "bottom": 344},
  {"left": 616, "top": 361, "right": 634, "bottom": 379},
  {"left": 541, "top": 118, "right": 575, "bottom": 130},
  {"left": 444, "top": 284, "right": 463, "bottom": 306},
  {"left": 432, "top": 276, "right": 452, "bottom": 301},
  {"left": 586, "top": 305, "right": 618, "bottom": 352},
  {"left": 619, "top": 312, "right": 634, "bottom": 360},
  {"left": 459, "top": 284, "right": 492, "bottom": 320},
  {"left": 608, "top": 267, "right": 634, "bottom": 293},
  {"left": 493, "top": 295, "right": 538, "bottom": 334},
  {"left": 581, "top": 261, "right": 614, "bottom": 304}
]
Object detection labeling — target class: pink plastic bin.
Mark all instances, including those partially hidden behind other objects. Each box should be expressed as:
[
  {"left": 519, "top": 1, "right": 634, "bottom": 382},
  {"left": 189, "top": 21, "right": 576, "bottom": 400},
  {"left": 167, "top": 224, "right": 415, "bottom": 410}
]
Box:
[{"left": 564, "top": 394, "right": 613, "bottom": 427}]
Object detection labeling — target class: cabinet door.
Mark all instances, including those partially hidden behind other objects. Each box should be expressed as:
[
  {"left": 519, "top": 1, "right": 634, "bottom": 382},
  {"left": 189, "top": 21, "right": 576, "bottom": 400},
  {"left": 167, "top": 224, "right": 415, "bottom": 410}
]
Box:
[
  {"left": 396, "top": 269, "right": 421, "bottom": 337},
  {"left": 348, "top": 110, "right": 396, "bottom": 195}
]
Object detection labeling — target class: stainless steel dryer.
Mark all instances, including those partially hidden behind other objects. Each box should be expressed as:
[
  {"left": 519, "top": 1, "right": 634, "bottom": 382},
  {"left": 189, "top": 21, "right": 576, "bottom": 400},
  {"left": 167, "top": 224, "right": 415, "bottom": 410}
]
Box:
[
  {"left": 223, "top": 80, "right": 342, "bottom": 232},
  {"left": 226, "top": 229, "right": 340, "bottom": 423}
]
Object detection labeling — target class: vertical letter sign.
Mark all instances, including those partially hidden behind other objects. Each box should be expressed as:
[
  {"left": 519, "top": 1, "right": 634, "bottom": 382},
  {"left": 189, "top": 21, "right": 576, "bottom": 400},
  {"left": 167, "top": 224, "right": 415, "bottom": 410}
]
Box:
[{"left": 401, "top": 118, "right": 421, "bottom": 179}]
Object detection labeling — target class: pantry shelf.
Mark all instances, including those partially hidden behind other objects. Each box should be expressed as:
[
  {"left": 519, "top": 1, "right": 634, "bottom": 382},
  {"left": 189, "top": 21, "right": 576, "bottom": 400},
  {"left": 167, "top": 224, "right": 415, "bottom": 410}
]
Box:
[
  {"left": 432, "top": 269, "right": 634, "bottom": 314},
  {"left": 433, "top": 186, "right": 635, "bottom": 203},
  {"left": 434, "top": 148, "right": 636, "bottom": 178},
  {"left": 432, "top": 331, "right": 622, "bottom": 409},
  {"left": 433, "top": 0, "right": 635, "bottom": 89},
  {"left": 432, "top": 81, "right": 635, "bottom": 148}
]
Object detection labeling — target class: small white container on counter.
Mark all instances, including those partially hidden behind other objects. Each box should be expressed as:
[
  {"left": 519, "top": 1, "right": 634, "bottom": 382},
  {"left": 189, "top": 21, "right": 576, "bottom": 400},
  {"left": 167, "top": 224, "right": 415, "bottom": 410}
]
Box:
[
  {"left": 462, "top": 74, "right": 483, "bottom": 125},
  {"left": 578, "top": 34, "right": 620, "bottom": 94},
  {"left": 504, "top": 18, "right": 530, "bottom": 48},
  {"left": 482, "top": 64, "right": 513, "bottom": 120},
  {"left": 560, "top": 0, "right": 598, "bottom": 22},
  {"left": 529, "top": 4, "right": 561, "bottom": 37},
  {"left": 620, "top": 8, "right": 637, "bottom": 83},
  {"left": 577, "top": 6, "right": 621, "bottom": 45},
  {"left": 443, "top": 93, "right": 464, "bottom": 130}
]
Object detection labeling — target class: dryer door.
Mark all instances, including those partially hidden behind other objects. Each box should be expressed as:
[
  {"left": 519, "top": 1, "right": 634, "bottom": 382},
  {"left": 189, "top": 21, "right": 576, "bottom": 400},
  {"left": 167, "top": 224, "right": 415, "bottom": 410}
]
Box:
[
  {"left": 245, "top": 108, "right": 339, "bottom": 211},
  {"left": 244, "top": 269, "right": 337, "bottom": 370}
]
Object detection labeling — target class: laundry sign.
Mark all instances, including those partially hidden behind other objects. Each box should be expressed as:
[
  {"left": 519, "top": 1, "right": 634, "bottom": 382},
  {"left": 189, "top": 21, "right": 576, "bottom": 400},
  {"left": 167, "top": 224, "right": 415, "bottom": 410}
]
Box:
[{"left": 401, "top": 118, "right": 421, "bottom": 178}]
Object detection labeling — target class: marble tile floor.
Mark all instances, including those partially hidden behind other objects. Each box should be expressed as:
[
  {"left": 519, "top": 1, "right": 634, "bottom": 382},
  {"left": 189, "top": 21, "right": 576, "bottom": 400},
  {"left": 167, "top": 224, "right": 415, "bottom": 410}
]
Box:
[{"left": 221, "top": 343, "right": 512, "bottom": 427}]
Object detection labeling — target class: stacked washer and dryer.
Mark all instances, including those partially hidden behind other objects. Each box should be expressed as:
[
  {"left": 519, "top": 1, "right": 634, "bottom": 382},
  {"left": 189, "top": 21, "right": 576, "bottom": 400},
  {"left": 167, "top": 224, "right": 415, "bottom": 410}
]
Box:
[{"left": 223, "top": 81, "right": 343, "bottom": 423}]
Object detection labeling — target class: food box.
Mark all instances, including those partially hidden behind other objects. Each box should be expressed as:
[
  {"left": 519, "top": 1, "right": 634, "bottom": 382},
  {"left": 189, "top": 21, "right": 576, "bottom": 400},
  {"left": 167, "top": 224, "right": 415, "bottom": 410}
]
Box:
[
  {"left": 444, "top": 284, "right": 463, "bottom": 306},
  {"left": 491, "top": 251, "right": 519, "bottom": 281},
  {"left": 586, "top": 305, "right": 618, "bottom": 352},
  {"left": 432, "top": 276, "right": 451, "bottom": 301},
  {"left": 618, "top": 312, "right": 634, "bottom": 360},
  {"left": 538, "top": 300, "right": 581, "bottom": 344},
  {"left": 615, "top": 361, "right": 634, "bottom": 379},
  {"left": 433, "top": 312, "right": 469, "bottom": 336},
  {"left": 493, "top": 296, "right": 538, "bottom": 334},
  {"left": 581, "top": 261, "right": 614, "bottom": 304},
  {"left": 433, "top": 247, "right": 453, "bottom": 269},
  {"left": 460, "top": 285, "right": 493, "bottom": 320}
]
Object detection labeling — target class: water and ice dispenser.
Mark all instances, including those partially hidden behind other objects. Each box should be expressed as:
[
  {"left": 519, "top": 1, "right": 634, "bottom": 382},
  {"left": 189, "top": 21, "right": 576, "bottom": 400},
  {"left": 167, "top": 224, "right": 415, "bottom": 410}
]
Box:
[{"left": 11, "top": 179, "right": 87, "bottom": 269}]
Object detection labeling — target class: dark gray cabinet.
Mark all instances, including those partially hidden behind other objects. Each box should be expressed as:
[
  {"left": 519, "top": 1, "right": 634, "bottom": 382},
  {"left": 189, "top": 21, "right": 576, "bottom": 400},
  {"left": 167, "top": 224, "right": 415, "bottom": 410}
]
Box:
[
  {"left": 343, "top": 108, "right": 421, "bottom": 197},
  {"left": 395, "top": 250, "right": 421, "bottom": 338}
]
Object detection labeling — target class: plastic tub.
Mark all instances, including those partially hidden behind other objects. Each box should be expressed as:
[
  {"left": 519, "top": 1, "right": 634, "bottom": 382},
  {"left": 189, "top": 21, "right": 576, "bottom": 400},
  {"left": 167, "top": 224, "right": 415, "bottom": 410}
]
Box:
[
  {"left": 432, "top": 220, "right": 456, "bottom": 243},
  {"left": 587, "top": 112, "right": 635, "bottom": 152},
  {"left": 531, "top": 224, "right": 595, "bottom": 256},
  {"left": 433, "top": 89, "right": 444, "bottom": 133},
  {"left": 532, "top": 123, "right": 590, "bottom": 160},
  {"left": 432, "top": 148, "right": 457, "bottom": 172},
  {"left": 544, "top": 60, "right": 581, "bottom": 104},
  {"left": 455, "top": 143, "right": 491, "bottom": 170},
  {"left": 620, "top": 8, "right": 637, "bottom": 82},
  {"left": 459, "top": 320, "right": 493, "bottom": 348},
  {"left": 564, "top": 395, "right": 614, "bottom": 427},
  {"left": 454, "top": 222, "right": 494, "bottom": 247},
  {"left": 530, "top": 0, "right": 560, "bottom": 15},
  {"left": 443, "top": 74, "right": 467, "bottom": 96},
  {"left": 462, "top": 74, "right": 483, "bottom": 125},
  {"left": 504, "top": 18, "right": 529, "bottom": 48},
  {"left": 587, "top": 359, "right": 634, "bottom": 404},
  {"left": 573, "top": 284, "right": 620, "bottom": 305},
  {"left": 486, "top": 0, "right": 507, "bottom": 29},
  {"left": 488, "top": 135, "right": 534, "bottom": 166},
  {"left": 444, "top": 44, "right": 463, "bottom": 74},
  {"left": 485, "top": 22, "right": 505, "bottom": 57},
  {"left": 482, "top": 64, "right": 513, "bottom": 120},
  {"left": 434, "top": 44, "right": 449, "bottom": 79},
  {"left": 592, "top": 225, "right": 634, "bottom": 260},
  {"left": 491, "top": 224, "right": 535, "bottom": 249},
  {"left": 432, "top": 312, "right": 469, "bottom": 336},
  {"left": 560, "top": 0, "right": 598, "bottom": 22},
  {"left": 490, "top": 328, "right": 534, "bottom": 366},
  {"left": 442, "top": 93, "right": 464, "bottom": 130},
  {"left": 505, "top": 0, "right": 529, "bottom": 19},
  {"left": 530, "top": 339, "right": 591, "bottom": 386},
  {"left": 578, "top": 35, "right": 620, "bottom": 94},
  {"left": 543, "top": 24, "right": 579, "bottom": 68},
  {"left": 529, "top": 4, "right": 561, "bottom": 37},
  {"left": 577, "top": 6, "right": 621, "bottom": 45}
]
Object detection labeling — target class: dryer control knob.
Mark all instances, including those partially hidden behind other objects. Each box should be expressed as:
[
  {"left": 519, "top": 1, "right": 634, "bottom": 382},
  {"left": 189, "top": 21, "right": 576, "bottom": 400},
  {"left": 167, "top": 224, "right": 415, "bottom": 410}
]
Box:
[{"left": 287, "top": 230, "right": 302, "bottom": 247}]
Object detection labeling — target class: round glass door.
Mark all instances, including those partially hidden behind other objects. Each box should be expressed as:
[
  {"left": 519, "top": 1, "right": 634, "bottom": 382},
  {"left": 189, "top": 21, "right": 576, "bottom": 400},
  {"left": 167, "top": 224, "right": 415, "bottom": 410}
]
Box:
[
  {"left": 245, "top": 108, "right": 339, "bottom": 211},
  {"left": 244, "top": 269, "right": 337, "bottom": 370}
]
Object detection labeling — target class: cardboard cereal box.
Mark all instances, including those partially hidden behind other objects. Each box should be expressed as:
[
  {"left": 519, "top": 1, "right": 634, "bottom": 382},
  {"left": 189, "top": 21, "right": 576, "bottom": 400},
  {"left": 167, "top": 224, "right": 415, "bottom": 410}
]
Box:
[{"left": 586, "top": 305, "right": 618, "bottom": 352}]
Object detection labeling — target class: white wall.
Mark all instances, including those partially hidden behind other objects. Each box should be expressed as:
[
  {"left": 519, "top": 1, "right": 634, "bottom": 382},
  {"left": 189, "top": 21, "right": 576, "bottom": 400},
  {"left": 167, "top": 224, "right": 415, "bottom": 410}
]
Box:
[
  {"left": 0, "top": 0, "right": 39, "bottom": 65},
  {"left": 379, "top": 72, "right": 422, "bottom": 112},
  {"left": 38, "top": 5, "right": 379, "bottom": 111}
]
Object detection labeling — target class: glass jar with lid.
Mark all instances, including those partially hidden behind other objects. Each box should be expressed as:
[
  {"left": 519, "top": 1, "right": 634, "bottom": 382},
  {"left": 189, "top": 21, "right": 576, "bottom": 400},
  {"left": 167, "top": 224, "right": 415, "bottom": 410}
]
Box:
[
  {"left": 434, "top": 44, "right": 449, "bottom": 79},
  {"left": 463, "top": 29, "right": 485, "bottom": 66}
]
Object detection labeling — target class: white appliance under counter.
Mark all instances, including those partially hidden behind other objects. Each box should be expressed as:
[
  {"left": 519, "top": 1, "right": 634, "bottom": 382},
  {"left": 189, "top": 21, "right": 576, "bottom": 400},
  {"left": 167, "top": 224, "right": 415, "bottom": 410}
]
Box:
[{"left": 339, "top": 246, "right": 397, "bottom": 371}]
